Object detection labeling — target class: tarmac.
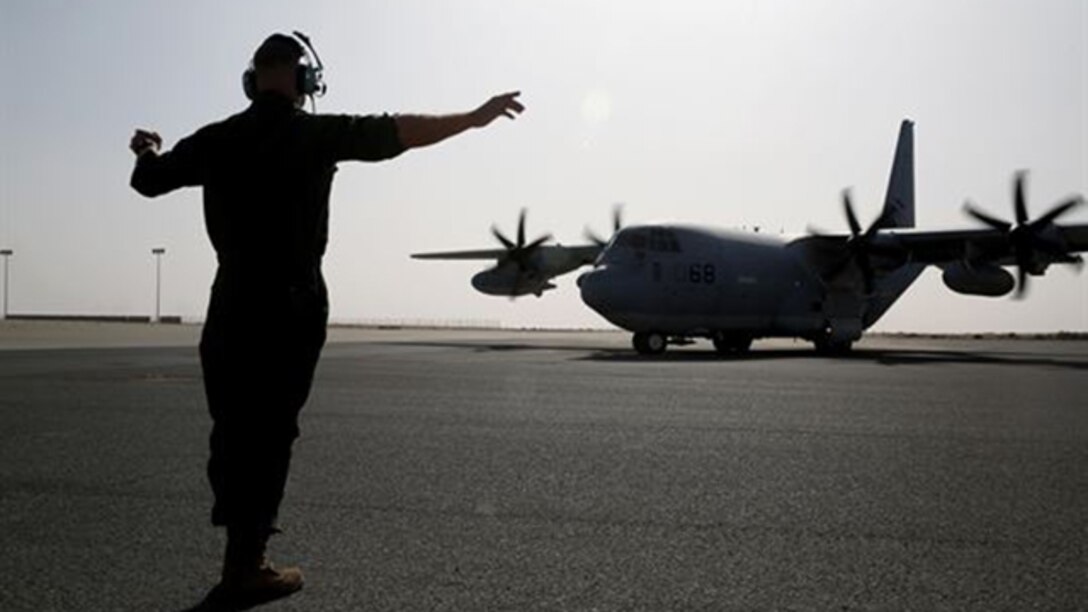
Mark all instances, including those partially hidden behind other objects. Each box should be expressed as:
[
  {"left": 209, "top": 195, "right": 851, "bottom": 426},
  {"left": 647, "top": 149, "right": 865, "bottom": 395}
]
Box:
[{"left": 1, "top": 320, "right": 1086, "bottom": 611}]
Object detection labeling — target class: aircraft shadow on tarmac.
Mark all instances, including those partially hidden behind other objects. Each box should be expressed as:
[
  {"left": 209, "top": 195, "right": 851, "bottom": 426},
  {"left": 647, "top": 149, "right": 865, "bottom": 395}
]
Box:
[
  {"left": 582, "top": 348, "right": 1088, "bottom": 370},
  {"left": 381, "top": 341, "right": 1088, "bottom": 370}
]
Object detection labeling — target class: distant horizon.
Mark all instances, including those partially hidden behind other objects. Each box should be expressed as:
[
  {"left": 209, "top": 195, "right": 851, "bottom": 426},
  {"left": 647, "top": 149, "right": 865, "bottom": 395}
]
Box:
[{"left": 4, "top": 313, "right": 1088, "bottom": 340}]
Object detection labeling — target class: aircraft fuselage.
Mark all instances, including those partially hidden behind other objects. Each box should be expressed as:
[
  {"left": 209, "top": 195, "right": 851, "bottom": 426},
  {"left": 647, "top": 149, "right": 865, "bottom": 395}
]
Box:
[
  {"left": 577, "top": 224, "right": 917, "bottom": 350},
  {"left": 580, "top": 226, "right": 807, "bottom": 332}
]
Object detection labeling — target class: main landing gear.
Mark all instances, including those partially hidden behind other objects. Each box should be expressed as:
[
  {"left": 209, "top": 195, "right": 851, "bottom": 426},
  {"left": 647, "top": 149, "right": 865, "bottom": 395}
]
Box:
[
  {"left": 712, "top": 332, "right": 752, "bottom": 356},
  {"left": 631, "top": 331, "right": 754, "bottom": 356},
  {"left": 632, "top": 331, "right": 667, "bottom": 355},
  {"left": 628, "top": 329, "right": 855, "bottom": 356},
  {"left": 812, "top": 337, "right": 854, "bottom": 355}
]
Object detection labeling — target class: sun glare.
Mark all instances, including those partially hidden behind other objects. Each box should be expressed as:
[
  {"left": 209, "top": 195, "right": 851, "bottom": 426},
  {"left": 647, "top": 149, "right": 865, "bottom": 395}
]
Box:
[{"left": 580, "top": 89, "right": 612, "bottom": 124}]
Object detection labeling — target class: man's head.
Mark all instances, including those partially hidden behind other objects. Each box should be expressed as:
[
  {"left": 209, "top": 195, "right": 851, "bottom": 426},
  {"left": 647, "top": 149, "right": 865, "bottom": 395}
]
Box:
[{"left": 245, "top": 33, "right": 318, "bottom": 105}]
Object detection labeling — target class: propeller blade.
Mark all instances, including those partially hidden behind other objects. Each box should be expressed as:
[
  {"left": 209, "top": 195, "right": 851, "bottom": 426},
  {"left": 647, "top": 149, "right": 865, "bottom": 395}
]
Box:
[
  {"left": 517, "top": 208, "right": 527, "bottom": 248},
  {"left": 864, "top": 208, "right": 890, "bottom": 240},
  {"left": 962, "top": 171, "right": 1085, "bottom": 300},
  {"left": 491, "top": 225, "right": 515, "bottom": 249},
  {"left": 842, "top": 190, "right": 862, "bottom": 237},
  {"left": 1014, "top": 171, "right": 1028, "bottom": 226},
  {"left": 1012, "top": 244, "right": 1033, "bottom": 299},
  {"left": 584, "top": 204, "right": 625, "bottom": 247},
  {"left": 524, "top": 234, "right": 552, "bottom": 251},
  {"left": 1030, "top": 196, "right": 1084, "bottom": 229},
  {"left": 1015, "top": 265, "right": 1028, "bottom": 299},
  {"left": 963, "top": 202, "right": 1012, "bottom": 232},
  {"left": 510, "top": 273, "right": 522, "bottom": 298},
  {"left": 861, "top": 260, "right": 876, "bottom": 295}
]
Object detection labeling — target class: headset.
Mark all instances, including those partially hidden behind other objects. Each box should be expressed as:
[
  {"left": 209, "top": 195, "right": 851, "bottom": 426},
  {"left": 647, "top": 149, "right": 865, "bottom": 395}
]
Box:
[{"left": 242, "top": 30, "right": 327, "bottom": 106}]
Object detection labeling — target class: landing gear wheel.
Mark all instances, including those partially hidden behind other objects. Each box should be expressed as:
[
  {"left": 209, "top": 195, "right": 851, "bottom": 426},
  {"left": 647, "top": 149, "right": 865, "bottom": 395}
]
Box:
[
  {"left": 712, "top": 332, "right": 753, "bottom": 356},
  {"left": 633, "top": 331, "right": 667, "bottom": 355},
  {"left": 813, "top": 337, "right": 853, "bottom": 355}
]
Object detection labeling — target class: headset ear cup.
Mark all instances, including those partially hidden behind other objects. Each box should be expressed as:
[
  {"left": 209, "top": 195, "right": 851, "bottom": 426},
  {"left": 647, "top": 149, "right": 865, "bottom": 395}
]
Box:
[
  {"left": 297, "top": 65, "right": 308, "bottom": 96},
  {"left": 298, "top": 65, "right": 318, "bottom": 96},
  {"left": 242, "top": 68, "right": 257, "bottom": 100}
]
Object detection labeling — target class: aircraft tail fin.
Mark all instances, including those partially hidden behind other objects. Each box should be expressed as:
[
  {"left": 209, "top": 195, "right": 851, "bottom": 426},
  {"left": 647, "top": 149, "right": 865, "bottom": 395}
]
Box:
[
  {"left": 862, "top": 120, "right": 920, "bottom": 330},
  {"left": 880, "top": 119, "right": 915, "bottom": 229}
]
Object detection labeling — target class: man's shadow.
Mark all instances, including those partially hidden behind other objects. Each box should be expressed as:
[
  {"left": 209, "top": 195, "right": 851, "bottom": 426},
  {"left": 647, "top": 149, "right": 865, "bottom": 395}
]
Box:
[
  {"left": 176, "top": 590, "right": 227, "bottom": 612},
  {"left": 177, "top": 594, "right": 220, "bottom": 612},
  {"left": 177, "top": 591, "right": 279, "bottom": 612}
]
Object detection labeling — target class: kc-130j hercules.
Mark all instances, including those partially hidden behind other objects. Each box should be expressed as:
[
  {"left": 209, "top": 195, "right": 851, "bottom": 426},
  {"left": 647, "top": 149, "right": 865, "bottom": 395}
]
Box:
[{"left": 412, "top": 120, "right": 1087, "bottom": 355}]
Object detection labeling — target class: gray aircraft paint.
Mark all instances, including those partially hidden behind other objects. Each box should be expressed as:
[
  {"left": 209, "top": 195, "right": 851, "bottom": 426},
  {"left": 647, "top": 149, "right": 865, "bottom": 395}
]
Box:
[
  {"left": 579, "top": 120, "right": 923, "bottom": 346},
  {"left": 413, "top": 119, "right": 1087, "bottom": 354}
]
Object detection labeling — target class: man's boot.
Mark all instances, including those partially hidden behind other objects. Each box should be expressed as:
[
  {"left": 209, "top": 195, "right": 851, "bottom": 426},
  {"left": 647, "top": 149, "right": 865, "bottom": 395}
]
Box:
[{"left": 205, "top": 528, "right": 304, "bottom": 610}]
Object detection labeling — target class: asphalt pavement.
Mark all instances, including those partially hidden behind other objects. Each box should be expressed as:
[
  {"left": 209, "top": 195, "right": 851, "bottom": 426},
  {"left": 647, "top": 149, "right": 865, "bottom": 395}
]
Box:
[{"left": 1, "top": 325, "right": 1086, "bottom": 610}]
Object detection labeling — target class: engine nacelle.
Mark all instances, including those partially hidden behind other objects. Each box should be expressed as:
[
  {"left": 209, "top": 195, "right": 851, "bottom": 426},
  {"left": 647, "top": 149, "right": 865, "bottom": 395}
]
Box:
[
  {"left": 941, "top": 261, "right": 1015, "bottom": 297},
  {"left": 472, "top": 268, "right": 555, "bottom": 297}
]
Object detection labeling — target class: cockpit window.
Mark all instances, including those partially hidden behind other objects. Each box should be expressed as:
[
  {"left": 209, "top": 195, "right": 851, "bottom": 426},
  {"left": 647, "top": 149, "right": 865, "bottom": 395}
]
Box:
[
  {"left": 625, "top": 231, "right": 647, "bottom": 250},
  {"left": 615, "top": 228, "right": 682, "bottom": 253}
]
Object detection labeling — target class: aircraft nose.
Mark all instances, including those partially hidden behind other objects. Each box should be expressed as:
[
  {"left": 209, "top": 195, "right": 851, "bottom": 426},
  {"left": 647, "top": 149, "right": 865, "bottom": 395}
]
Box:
[{"left": 578, "top": 268, "right": 613, "bottom": 312}]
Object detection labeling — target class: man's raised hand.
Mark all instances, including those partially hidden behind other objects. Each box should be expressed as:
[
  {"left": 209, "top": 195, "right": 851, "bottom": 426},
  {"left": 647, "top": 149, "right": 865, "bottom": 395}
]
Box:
[{"left": 469, "top": 92, "right": 525, "bottom": 128}]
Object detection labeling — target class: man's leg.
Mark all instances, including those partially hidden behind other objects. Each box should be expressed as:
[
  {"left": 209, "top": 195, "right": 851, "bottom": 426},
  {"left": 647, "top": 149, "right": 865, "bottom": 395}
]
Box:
[
  {"left": 201, "top": 312, "right": 251, "bottom": 532},
  {"left": 199, "top": 290, "right": 326, "bottom": 606}
]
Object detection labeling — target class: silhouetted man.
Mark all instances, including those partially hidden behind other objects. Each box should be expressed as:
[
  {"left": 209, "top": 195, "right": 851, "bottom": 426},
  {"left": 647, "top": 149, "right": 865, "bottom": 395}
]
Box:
[{"left": 129, "top": 32, "right": 523, "bottom": 609}]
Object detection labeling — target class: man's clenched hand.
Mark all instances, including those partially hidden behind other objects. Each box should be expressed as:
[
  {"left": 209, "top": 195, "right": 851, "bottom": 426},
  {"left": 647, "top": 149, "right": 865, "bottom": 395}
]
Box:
[{"left": 130, "top": 129, "right": 162, "bottom": 156}]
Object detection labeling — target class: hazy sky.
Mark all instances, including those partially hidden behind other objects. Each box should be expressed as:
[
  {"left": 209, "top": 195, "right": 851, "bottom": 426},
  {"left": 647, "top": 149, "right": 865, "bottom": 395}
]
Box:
[{"left": 1, "top": 0, "right": 1085, "bottom": 332}]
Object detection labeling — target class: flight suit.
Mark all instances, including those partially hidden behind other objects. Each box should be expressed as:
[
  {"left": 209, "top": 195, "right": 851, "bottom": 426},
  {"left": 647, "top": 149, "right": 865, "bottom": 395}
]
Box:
[{"left": 131, "top": 92, "right": 404, "bottom": 535}]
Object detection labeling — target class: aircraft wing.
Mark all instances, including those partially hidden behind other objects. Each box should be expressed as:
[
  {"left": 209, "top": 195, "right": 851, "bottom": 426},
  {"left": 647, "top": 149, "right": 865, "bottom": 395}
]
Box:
[
  {"left": 556, "top": 244, "right": 606, "bottom": 266},
  {"left": 791, "top": 223, "right": 1088, "bottom": 274},
  {"left": 885, "top": 223, "right": 1088, "bottom": 264},
  {"left": 411, "top": 248, "right": 509, "bottom": 260},
  {"left": 411, "top": 242, "right": 603, "bottom": 298},
  {"left": 411, "top": 244, "right": 603, "bottom": 264}
]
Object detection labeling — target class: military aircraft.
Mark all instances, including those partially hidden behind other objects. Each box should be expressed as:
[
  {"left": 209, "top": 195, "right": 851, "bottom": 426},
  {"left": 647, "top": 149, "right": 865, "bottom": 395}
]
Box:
[{"left": 413, "top": 119, "right": 1087, "bottom": 355}]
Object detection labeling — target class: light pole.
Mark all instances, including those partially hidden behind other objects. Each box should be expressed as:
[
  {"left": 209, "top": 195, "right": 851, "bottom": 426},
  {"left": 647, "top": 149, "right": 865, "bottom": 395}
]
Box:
[
  {"left": 0, "top": 249, "right": 11, "bottom": 320},
  {"left": 151, "top": 247, "right": 165, "bottom": 323}
]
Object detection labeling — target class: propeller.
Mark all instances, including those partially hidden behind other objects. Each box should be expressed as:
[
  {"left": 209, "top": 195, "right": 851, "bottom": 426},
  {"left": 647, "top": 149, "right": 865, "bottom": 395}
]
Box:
[
  {"left": 584, "top": 204, "right": 624, "bottom": 247},
  {"left": 963, "top": 171, "right": 1084, "bottom": 298},
  {"left": 815, "top": 189, "right": 892, "bottom": 295},
  {"left": 491, "top": 208, "right": 551, "bottom": 274}
]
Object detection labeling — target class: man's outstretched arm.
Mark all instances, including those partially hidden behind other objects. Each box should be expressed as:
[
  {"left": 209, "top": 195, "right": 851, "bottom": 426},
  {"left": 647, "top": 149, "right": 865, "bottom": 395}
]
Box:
[
  {"left": 395, "top": 91, "right": 524, "bottom": 150},
  {"left": 129, "top": 129, "right": 205, "bottom": 197}
]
